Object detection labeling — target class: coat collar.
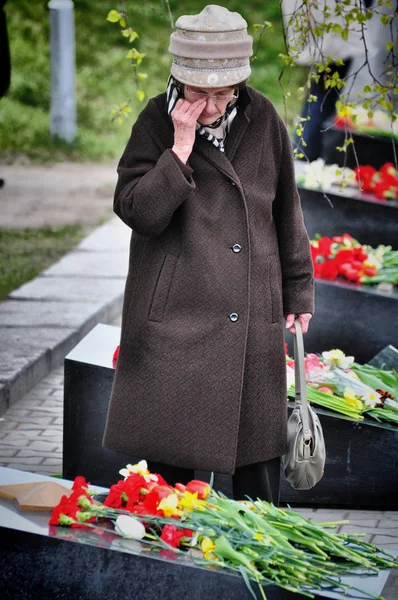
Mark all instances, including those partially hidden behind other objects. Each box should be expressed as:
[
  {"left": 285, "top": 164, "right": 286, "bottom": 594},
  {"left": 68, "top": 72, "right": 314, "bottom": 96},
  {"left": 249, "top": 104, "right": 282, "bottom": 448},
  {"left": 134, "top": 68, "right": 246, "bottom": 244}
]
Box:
[{"left": 159, "top": 86, "right": 254, "bottom": 184}]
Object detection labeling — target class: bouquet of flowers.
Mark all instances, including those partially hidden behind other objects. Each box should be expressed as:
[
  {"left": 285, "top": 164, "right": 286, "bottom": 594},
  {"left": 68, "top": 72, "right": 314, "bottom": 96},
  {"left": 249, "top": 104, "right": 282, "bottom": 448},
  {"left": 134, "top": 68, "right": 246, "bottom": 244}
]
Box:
[
  {"left": 334, "top": 106, "right": 398, "bottom": 140},
  {"left": 354, "top": 163, "right": 398, "bottom": 201},
  {"left": 286, "top": 346, "right": 398, "bottom": 426},
  {"left": 50, "top": 460, "right": 397, "bottom": 599},
  {"left": 310, "top": 232, "right": 398, "bottom": 286}
]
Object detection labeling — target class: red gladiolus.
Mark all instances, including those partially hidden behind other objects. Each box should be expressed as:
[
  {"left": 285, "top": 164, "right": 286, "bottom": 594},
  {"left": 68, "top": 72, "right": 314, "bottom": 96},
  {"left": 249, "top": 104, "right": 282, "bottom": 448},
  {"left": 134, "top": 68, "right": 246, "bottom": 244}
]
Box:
[
  {"left": 185, "top": 480, "right": 211, "bottom": 500},
  {"left": 160, "top": 524, "right": 185, "bottom": 548}
]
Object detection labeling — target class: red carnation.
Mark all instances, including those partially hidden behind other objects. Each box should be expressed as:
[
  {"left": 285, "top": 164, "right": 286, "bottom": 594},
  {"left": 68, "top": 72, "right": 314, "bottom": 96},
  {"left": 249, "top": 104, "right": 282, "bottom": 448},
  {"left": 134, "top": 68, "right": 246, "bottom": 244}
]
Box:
[
  {"left": 72, "top": 476, "right": 90, "bottom": 492},
  {"left": 160, "top": 524, "right": 185, "bottom": 548}
]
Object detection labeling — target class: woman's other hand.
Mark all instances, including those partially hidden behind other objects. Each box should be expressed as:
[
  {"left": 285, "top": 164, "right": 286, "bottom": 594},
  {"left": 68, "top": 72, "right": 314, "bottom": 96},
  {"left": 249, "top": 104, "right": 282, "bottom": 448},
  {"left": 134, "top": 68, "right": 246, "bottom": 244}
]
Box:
[
  {"left": 171, "top": 98, "right": 207, "bottom": 164},
  {"left": 285, "top": 313, "right": 312, "bottom": 334}
]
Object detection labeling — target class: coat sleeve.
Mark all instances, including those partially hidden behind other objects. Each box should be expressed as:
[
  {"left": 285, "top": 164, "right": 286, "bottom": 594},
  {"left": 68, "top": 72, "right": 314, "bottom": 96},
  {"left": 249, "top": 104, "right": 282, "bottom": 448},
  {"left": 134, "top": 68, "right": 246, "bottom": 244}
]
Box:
[
  {"left": 114, "top": 106, "right": 196, "bottom": 236},
  {"left": 273, "top": 116, "right": 315, "bottom": 315}
]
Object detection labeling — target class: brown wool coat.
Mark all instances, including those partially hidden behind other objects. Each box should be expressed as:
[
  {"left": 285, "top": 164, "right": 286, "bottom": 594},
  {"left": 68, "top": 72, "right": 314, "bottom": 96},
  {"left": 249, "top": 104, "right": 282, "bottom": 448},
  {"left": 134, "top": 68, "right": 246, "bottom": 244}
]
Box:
[{"left": 102, "top": 86, "right": 314, "bottom": 475}]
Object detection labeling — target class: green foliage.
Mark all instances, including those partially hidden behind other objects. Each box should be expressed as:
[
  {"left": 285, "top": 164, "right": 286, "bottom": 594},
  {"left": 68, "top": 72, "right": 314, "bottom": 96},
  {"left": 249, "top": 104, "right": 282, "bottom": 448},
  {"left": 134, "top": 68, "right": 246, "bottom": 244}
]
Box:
[{"left": 1, "top": 0, "right": 305, "bottom": 162}]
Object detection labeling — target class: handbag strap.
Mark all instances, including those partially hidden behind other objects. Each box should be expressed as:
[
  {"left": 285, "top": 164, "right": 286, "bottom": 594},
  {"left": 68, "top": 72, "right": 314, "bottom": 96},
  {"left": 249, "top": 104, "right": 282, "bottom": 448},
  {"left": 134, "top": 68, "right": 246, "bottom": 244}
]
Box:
[{"left": 294, "top": 317, "right": 312, "bottom": 443}]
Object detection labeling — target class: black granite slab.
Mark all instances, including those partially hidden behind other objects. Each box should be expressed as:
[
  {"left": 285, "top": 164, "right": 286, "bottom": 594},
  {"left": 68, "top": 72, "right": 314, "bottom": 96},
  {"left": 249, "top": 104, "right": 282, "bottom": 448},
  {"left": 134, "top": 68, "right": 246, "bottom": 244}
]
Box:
[
  {"left": 64, "top": 325, "right": 398, "bottom": 509},
  {"left": 280, "top": 404, "right": 398, "bottom": 507},
  {"left": 294, "top": 279, "right": 398, "bottom": 364},
  {"left": 0, "top": 468, "right": 393, "bottom": 600},
  {"left": 323, "top": 127, "right": 398, "bottom": 170},
  {"left": 296, "top": 180, "right": 398, "bottom": 248}
]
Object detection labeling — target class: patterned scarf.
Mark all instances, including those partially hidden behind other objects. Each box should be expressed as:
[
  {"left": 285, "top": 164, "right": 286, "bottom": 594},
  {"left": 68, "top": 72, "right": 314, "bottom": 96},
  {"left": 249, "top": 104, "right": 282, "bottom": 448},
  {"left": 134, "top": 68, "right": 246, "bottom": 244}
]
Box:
[{"left": 166, "top": 75, "right": 238, "bottom": 153}]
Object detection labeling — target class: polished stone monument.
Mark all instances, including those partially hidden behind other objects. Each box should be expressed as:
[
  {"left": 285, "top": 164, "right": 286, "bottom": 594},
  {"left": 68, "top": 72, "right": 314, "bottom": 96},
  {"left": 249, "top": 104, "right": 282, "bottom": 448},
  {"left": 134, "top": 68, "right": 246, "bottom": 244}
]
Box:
[
  {"left": 0, "top": 467, "right": 395, "bottom": 600},
  {"left": 63, "top": 324, "right": 398, "bottom": 509}
]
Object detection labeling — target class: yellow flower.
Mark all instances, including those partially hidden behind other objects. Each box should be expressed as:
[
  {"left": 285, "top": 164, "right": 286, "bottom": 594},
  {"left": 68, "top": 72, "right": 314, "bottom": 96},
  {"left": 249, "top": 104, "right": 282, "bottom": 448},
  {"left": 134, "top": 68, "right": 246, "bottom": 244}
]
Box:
[
  {"left": 253, "top": 533, "right": 263, "bottom": 542},
  {"left": 201, "top": 537, "right": 216, "bottom": 560},
  {"left": 178, "top": 490, "right": 206, "bottom": 512},
  {"left": 158, "top": 493, "right": 182, "bottom": 517},
  {"left": 344, "top": 387, "right": 364, "bottom": 410}
]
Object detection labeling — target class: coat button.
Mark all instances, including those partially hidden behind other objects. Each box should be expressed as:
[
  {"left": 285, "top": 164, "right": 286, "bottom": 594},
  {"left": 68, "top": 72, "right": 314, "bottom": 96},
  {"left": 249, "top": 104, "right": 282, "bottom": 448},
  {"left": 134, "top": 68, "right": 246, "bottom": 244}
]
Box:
[
  {"left": 231, "top": 181, "right": 236, "bottom": 186},
  {"left": 229, "top": 312, "right": 239, "bottom": 322},
  {"left": 232, "top": 244, "right": 242, "bottom": 253}
]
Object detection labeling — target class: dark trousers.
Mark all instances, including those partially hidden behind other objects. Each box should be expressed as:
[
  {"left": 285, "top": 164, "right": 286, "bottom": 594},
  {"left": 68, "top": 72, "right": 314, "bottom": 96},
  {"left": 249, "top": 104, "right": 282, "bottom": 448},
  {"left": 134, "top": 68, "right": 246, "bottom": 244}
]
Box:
[
  {"left": 295, "top": 60, "right": 352, "bottom": 162},
  {"left": 148, "top": 457, "right": 281, "bottom": 506}
]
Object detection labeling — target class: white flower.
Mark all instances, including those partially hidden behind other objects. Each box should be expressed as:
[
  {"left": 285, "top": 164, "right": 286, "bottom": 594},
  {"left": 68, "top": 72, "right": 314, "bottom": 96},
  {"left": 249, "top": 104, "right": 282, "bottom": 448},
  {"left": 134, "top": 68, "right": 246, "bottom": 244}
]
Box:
[
  {"left": 114, "top": 515, "right": 146, "bottom": 540},
  {"left": 119, "top": 460, "right": 158, "bottom": 483},
  {"left": 322, "top": 350, "right": 354, "bottom": 369},
  {"left": 361, "top": 389, "right": 379, "bottom": 408}
]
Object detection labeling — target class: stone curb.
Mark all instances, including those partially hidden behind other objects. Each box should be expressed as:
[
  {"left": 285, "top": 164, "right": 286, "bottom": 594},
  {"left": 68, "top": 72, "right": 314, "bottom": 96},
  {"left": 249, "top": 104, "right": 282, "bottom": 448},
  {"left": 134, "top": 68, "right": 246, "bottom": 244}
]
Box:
[{"left": 0, "top": 217, "right": 130, "bottom": 416}]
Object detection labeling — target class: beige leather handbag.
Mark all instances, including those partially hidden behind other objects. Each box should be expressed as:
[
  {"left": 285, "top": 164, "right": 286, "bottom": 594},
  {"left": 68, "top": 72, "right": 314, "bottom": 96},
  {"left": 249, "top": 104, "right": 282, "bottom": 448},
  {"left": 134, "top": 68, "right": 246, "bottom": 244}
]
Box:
[{"left": 282, "top": 318, "right": 326, "bottom": 490}]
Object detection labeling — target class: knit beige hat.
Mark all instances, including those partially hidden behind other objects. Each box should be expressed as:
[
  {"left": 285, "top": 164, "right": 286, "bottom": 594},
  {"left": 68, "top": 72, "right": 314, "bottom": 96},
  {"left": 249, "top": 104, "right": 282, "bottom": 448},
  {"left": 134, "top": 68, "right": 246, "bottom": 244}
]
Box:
[{"left": 169, "top": 5, "right": 253, "bottom": 88}]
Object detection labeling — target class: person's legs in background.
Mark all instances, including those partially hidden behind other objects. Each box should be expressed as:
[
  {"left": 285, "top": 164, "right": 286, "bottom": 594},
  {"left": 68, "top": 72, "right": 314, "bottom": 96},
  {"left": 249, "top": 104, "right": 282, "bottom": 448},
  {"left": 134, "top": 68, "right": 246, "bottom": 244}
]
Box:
[
  {"left": 232, "top": 457, "right": 281, "bottom": 506},
  {"left": 295, "top": 60, "right": 352, "bottom": 162}
]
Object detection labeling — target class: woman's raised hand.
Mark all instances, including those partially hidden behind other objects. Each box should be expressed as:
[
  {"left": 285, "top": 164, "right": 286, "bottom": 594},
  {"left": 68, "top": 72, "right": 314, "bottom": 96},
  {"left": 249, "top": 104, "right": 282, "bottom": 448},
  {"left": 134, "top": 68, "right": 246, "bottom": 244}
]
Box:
[{"left": 171, "top": 98, "right": 206, "bottom": 164}]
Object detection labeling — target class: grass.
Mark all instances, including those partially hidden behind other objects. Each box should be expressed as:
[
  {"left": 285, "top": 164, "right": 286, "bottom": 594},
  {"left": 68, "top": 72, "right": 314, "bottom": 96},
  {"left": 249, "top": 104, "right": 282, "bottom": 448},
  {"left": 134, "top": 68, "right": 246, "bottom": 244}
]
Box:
[
  {"left": 1, "top": 0, "right": 306, "bottom": 163},
  {"left": 0, "top": 225, "right": 88, "bottom": 301}
]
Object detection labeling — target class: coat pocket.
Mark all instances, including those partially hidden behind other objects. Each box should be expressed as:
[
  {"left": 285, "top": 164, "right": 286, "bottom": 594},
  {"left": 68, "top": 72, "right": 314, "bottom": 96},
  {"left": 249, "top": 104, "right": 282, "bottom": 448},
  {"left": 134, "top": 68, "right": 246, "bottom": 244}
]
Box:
[
  {"left": 269, "top": 254, "right": 283, "bottom": 323},
  {"left": 148, "top": 253, "right": 179, "bottom": 323}
]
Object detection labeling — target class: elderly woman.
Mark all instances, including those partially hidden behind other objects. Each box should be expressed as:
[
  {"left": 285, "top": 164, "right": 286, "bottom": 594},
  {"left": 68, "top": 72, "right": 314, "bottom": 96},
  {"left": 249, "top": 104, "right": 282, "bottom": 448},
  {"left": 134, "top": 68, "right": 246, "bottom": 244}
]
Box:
[{"left": 103, "top": 5, "right": 314, "bottom": 504}]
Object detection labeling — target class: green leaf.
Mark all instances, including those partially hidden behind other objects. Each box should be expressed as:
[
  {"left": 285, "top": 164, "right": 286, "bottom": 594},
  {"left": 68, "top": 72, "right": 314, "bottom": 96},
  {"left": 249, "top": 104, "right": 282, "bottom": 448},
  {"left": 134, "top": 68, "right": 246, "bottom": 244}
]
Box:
[
  {"left": 332, "top": 24, "right": 343, "bottom": 34},
  {"left": 136, "top": 72, "right": 148, "bottom": 80},
  {"left": 136, "top": 90, "right": 145, "bottom": 102},
  {"left": 381, "top": 14, "right": 390, "bottom": 25},
  {"left": 363, "top": 85, "right": 372, "bottom": 93},
  {"left": 106, "top": 10, "right": 121, "bottom": 23},
  {"left": 386, "top": 42, "right": 394, "bottom": 51},
  {"left": 342, "top": 29, "right": 349, "bottom": 41}
]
